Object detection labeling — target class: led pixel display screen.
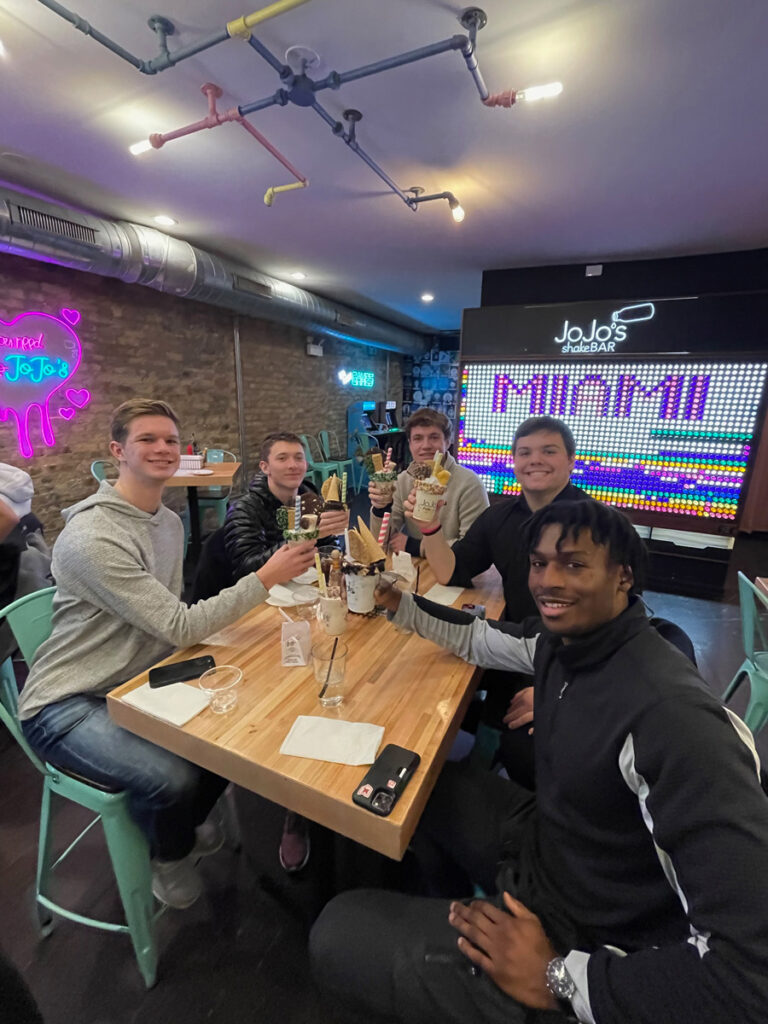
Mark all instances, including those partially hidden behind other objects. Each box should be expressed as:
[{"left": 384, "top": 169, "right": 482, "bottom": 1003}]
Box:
[{"left": 458, "top": 360, "right": 768, "bottom": 523}]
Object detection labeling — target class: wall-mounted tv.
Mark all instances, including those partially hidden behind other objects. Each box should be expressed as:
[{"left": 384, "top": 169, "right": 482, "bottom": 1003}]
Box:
[{"left": 458, "top": 359, "right": 768, "bottom": 529}]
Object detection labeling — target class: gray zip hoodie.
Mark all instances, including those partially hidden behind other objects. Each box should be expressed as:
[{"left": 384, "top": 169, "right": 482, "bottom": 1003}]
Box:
[{"left": 18, "top": 481, "right": 267, "bottom": 720}]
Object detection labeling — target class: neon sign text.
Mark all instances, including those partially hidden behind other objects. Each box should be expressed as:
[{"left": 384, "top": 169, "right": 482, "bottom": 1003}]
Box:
[
  {"left": 3, "top": 355, "right": 71, "bottom": 383},
  {"left": 554, "top": 302, "right": 655, "bottom": 354},
  {"left": 338, "top": 369, "right": 375, "bottom": 388},
  {"left": 0, "top": 308, "right": 89, "bottom": 457}
]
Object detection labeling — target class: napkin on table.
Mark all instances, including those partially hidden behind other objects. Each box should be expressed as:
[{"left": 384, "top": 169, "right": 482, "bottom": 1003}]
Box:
[
  {"left": 121, "top": 682, "right": 210, "bottom": 727},
  {"left": 422, "top": 583, "right": 466, "bottom": 606},
  {"left": 280, "top": 716, "right": 384, "bottom": 765}
]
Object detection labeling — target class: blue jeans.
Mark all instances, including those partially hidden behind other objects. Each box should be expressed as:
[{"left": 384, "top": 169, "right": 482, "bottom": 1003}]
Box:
[{"left": 22, "top": 695, "right": 227, "bottom": 860}]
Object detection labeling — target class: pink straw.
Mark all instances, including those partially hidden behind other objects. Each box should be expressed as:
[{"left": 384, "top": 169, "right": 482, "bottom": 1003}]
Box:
[
  {"left": 385, "top": 447, "right": 393, "bottom": 464},
  {"left": 377, "top": 512, "right": 391, "bottom": 545}
]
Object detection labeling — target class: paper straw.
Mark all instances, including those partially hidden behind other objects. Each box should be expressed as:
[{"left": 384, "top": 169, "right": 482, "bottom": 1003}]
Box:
[
  {"left": 385, "top": 447, "right": 392, "bottom": 464},
  {"left": 344, "top": 528, "right": 350, "bottom": 557},
  {"left": 318, "top": 636, "right": 339, "bottom": 699},
  {"left": 341, "top": 471, "right": 348, "bottom": 504},
  {"left": 377, "top": 511, "right": 391, "bottom": 546},
  {"left": 315, "top": 552, "right": 326, "bottom": 595},
  {"left": 294, "top": 493, "right": 302, "bottom": 528}
]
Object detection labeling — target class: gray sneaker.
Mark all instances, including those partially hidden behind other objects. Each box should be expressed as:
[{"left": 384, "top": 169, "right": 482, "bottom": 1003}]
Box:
[{"left": 151, "top": 856, "right": 203, "bottom": 909}]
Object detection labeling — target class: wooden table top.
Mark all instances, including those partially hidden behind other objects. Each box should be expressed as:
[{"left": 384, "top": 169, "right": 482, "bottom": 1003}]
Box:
[
  {"left": 108, "top": 563, "right": 504, "bottom": 860},
  {"left": 165, "top": 462, "right": 242, "bottom": 488}
]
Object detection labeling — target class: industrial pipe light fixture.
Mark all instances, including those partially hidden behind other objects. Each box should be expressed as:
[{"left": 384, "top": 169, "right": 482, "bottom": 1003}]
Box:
[{"left": 37, "top": 1, "right": 563, "bottom": 216}]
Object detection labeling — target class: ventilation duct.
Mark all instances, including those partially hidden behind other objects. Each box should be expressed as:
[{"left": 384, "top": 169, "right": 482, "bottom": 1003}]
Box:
[{"left": 0, "top": 186, "right": 429, "bottom": 356}]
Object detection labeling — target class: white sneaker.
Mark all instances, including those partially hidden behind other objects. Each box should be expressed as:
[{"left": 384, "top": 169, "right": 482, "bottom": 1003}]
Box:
[
  {"left": 151, "top": 856, "right": 203, "bottom": 909},
  {"left": 192, "top": 816, "right": 225, "bottom": 859}
]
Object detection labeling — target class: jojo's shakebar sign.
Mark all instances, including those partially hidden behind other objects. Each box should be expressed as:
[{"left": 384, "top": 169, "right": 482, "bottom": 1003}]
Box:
[{"left": 0, "top": 307, "right": 90, "bottom": 457}]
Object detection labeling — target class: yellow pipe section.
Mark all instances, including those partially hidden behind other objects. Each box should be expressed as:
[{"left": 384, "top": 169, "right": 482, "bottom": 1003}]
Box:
[
  {"left": 263, "top": 180, "right": 308, "bottom": 206},
  {"left": 227, "top": 0, "right": 311, "bottom": 40}
]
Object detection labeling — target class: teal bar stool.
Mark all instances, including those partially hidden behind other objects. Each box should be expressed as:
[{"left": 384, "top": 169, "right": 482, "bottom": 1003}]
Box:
[
  {"left": 0, "top": 589, "right": 161, "bottom": 987},
  {"left": 722, "top": 572, "right": 768, "bottom": 735},
  {"left": 197, "top": 448, "right": 237, "bottom": 529},
  {"left": 318, "top": 429, "right": 358, "bottom": 491},
  {"left": 300, "top": 434, "right": 340, "bottom": 490}
]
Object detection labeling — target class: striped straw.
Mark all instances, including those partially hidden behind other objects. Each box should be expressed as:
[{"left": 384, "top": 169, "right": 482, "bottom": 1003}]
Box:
[
  {"left": 341, "top": 471, "right": 348, "bottom": 504},
  {"left": 377, "top": 511, "right": 391, "bottom": 546},
  {"left": 385, "top": 447, "right": 392, "bottom": 464},
  {"left": 315, "top": 552, "right": 326, "bottom": 595},
  {"left": 294, "top": 493, "right": 302, "bottom": 529}
]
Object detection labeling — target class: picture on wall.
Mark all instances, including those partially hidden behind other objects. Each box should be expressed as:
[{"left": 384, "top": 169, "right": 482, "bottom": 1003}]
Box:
[{"left": 402, "top": 344, "right": 459, "bottom": 424}]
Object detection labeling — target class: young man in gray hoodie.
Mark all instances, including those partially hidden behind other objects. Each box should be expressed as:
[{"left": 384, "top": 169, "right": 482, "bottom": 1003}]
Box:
[{"left": 19, "top": 399, "right": 316, "bottom": 909}]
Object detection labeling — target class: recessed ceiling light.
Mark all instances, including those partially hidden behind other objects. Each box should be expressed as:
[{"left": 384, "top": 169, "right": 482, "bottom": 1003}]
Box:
[
  {"left": 129, "top": 139, "right": 152, "bottom": 156},
  {"left": 421, "top": 293, "right": 435, "bottom": 303},
  {"left": 290, "top": 271, "right": 307, "bottom": 281},
  {"left": 153, "top": 215, "right": 177, "bottom": 227}
]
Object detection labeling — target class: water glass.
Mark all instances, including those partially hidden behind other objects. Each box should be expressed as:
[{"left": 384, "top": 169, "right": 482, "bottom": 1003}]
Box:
[
  {"left": 199, "top": 665, "right": 242, "bottom": 714},
  {"left": 312, "top": 639, "right": 348, "bottom": 707}
]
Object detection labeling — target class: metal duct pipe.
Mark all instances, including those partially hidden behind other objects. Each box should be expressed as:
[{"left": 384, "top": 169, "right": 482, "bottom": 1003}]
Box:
[{"left": 0, "top": 185, "right": 429, "bottom": 355}]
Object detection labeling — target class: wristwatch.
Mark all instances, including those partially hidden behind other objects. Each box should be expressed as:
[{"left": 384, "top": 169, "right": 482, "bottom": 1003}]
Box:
[{"left": 546, "top": 956, "right": 576, "bottom": 1005}]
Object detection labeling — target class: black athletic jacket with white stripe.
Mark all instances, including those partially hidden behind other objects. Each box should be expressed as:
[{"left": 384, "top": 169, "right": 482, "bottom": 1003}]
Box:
[{"left": 392, "top": 593, "right": 768, "bottom": 1024}]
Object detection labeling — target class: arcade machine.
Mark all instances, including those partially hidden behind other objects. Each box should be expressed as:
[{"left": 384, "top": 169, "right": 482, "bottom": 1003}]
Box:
[
  {"left": 374, "top": 400, "right": 407, "bottom": 465},
  {"left": 347, "top": 400, "right": 378, "bottom": 458}
]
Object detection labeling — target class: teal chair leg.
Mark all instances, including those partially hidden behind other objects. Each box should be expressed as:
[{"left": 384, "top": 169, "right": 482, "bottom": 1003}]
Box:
[
  {"left": 722, "top": 660, "right": 749, "bottom": 703},
  {"left": 469, "top": 722, "right": 502, "bottom": 770},
  {"left": 36, "top": 784, "right": 56, "bottom": 935},
  {"left": 101, "top": 801, "right": 158, "bottom": 989}
]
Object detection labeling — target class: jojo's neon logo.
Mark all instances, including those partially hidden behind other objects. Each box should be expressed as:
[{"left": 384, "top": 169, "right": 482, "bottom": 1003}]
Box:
[
  {"left": 554, "top": 303, "right": 655, "bottom": 353},
  {"left": 0, "top": 308, "right": 90, "bottom": 457}
]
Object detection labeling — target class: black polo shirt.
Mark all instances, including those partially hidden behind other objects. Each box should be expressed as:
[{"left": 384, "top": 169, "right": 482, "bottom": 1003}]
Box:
[{"left": 448, "top": 482, "right": 592, "bottom": 621}]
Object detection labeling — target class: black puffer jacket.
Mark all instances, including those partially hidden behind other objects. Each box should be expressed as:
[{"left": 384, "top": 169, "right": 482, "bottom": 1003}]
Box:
[{"left": 223, "top": 473, "right": 318, "bottom": 580}]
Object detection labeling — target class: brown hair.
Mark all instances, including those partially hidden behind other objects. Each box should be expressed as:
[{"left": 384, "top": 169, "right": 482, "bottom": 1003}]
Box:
[
  {"left": 405, "top": 408, "right": 452, "bottom": 442},
  {"left": 259, "top": 431, "right": 306, "bottom": 463},
  {"left": 110, "top": 399, "right": 180, "bottom": 444}
]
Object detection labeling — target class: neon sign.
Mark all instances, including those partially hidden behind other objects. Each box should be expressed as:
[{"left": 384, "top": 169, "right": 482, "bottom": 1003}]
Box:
[
  {"left": 0, "top": 308, "right": 91, "bottom": 457},
  {"left": 338, "top": 369, "right": 375, "bottom": 388},
  {"left": 554, "top": 302, "right": 656, "bottom": 354},
  {"left": 459, "top": 359, "right": 768, "bottom": 523}
]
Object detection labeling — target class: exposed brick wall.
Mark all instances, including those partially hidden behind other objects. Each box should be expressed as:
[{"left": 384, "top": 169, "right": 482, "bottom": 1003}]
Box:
[{"left": 0, "top": 253, "right": 403, "bottom": 539}]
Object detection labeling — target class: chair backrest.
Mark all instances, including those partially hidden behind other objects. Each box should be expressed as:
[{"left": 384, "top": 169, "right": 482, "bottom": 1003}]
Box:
[
  {"left": 317, "top": 430, "right": 333, "bottom": 461},
  {"left": 0, "top": 657, "right": 48, "bottom": 773},
  {"left": 205, "top": 449, "right": 236, "bottom": 464},
  {"left": 300, "top": 433, "right": 326, "bottom": 467},
  {"left": 90, "top": 460, "right": 116, "bottom": 483},
  {"left": 0, "top": 587, "right": 56, "bottom": 666},
  {"left": 737, "top": 572, "right": 768, "bottom": 663}
]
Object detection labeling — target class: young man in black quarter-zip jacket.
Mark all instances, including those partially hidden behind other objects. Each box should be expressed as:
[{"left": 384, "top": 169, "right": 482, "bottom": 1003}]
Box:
[{"left": 310, "top": 500, "right": 768, "bottom": 1024}]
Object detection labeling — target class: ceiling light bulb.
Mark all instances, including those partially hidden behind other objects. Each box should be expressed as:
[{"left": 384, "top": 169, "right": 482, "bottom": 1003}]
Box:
[
  {"left": 450, "top": 202, "right": 465, "bottom": 223},
  {"left": 129, "top": 139, "right": 152, "bottom": 156},
  {"left": 421, "top": 293, "right": 435, "bottom": 303},
  {"left": 153, "top": 214, "right": 177, "bottom": 226},
  {"left": 290, "top": 271, "right": 307, "bottom": 280},
  {"left": 518, "top": 81, "right": 563, "bottom": 102}
]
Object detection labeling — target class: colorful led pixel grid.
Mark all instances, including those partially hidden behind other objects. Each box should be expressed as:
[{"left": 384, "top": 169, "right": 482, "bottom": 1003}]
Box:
[{"left": 458, "top": 360, "right": 768, "bottom": 522}]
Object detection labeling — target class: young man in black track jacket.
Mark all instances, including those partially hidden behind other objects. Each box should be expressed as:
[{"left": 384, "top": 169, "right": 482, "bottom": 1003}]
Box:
[{"left": 310, "top": 501, "right": 768, "bottom": 1024}]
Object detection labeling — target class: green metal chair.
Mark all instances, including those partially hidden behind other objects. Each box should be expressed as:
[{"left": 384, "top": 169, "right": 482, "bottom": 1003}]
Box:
[
  {"left": 318, "top": 429, "right": 358, "bottom": 491},
  {"left": 90, "top": 460, "right": 116, "bottom": 483},
  {"left": 197, "top": 448, "right": 237, "bottom": 529},
  {"left": 721, "top": 572, "right": 768, "bottom": 735},
  {"left": 0, "top": 588, "right": 160, "bottom": 988},
  {"left": 300, "top": 434, "right": 340, "bottom": 490}
]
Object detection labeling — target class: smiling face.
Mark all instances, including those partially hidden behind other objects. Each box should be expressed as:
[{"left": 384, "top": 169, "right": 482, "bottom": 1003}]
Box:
[
  {"left": 109, "top": 414, "right": 180, "bottom": 485},
  {"left": 513, "top": 430, "right": 574, "bottom": 509},
  {"left": 408, "top": 424, "right": 448, "bottom": 465},
  {"left": 528, "top": 524, "right": 632, "bottom": 640},
  {"left": 260, "top": 441, "right": 307, "bottom": 496}
]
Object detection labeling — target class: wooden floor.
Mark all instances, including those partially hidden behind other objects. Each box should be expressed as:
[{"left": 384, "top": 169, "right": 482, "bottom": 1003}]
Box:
[{"left": 2, "top": 501, "right": 767, "bottom": 1022}]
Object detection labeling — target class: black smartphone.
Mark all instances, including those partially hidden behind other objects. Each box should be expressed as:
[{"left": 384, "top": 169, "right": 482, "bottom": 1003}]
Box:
[
  {"left": 148, "top": 655, "right": 215, "bottom": 688},
  {"left": 352, "top": 744, "right": 421, "bottom": 816}
]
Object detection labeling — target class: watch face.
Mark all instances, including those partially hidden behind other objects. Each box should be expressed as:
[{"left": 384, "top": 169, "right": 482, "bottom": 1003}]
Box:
[{"left": 546, "top": 957, "right": 576, "bottom": 1001}]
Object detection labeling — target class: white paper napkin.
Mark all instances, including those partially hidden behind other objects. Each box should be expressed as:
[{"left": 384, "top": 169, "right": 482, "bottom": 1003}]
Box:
[
  {"left": 121, "top": 682, "right": 210, "bottom": 727},
  {"left": 422, "top": 583, "right": 466, "bottom": 606},
  {"left": 279, "top": 716, "right": 384, "bottom": 765}
]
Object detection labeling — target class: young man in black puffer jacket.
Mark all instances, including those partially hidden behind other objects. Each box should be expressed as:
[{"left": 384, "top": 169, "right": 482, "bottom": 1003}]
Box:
[{"left": 194, "top": 431, "right": 348, "bottom": 874}]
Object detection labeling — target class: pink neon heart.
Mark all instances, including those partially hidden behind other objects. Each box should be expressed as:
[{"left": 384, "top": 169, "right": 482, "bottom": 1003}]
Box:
[
  {"left": 65, "top": 387, "right": 90, "bottom": 408},
  {"left": 61, "top": 308, "right": 81, "bottom": 326},
  {"left": 59, "top": 407, "right": 75, "bottom": 419}
]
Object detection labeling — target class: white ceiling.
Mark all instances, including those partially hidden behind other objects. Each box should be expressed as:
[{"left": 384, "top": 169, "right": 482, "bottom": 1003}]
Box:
[{"left": 1, "top": 0, "right": 767, "bottom": 333}]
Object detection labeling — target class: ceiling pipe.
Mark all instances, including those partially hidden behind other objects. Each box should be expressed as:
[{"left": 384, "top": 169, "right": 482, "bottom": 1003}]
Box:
[{"left": 0, "top": 185, "right": 429, "bottom": 356}]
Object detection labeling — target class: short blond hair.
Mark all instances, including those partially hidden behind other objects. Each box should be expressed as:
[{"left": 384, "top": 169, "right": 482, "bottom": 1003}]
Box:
[{"left": 110, "top": 399, "right": 180, "bottom": 445}]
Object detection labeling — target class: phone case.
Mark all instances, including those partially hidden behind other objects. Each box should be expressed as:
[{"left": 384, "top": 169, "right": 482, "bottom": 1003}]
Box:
[
  {"left": 352, "top": 744, "right": 421, "bottom": 816},
  {"left": 148, "top": 655, "right": 216, "bottom": 688}
]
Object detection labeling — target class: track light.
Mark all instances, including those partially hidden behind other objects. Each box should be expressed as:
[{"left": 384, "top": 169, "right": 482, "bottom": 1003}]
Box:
[
  {"left": 449, "top": 197, "right": 465, "bottom": 223},
  {"left": 129, "top": 139, "right": 152, "bottom": 156},
  {"left": 407, "top": 187, "right": 465, "bottom": 223},
  {"left": 518, "top": 81, "right": 563, "bottom": 102}
]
